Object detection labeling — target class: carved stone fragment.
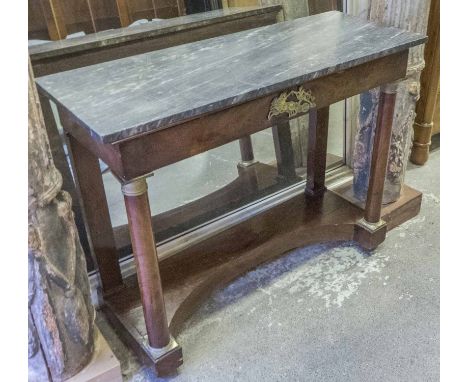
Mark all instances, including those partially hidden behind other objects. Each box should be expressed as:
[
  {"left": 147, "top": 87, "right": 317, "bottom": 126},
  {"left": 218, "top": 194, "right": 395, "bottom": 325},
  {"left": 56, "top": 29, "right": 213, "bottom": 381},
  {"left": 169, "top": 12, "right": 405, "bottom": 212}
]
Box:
[{"left": 28, "top": 59, "right": 95, "bottom": 381}]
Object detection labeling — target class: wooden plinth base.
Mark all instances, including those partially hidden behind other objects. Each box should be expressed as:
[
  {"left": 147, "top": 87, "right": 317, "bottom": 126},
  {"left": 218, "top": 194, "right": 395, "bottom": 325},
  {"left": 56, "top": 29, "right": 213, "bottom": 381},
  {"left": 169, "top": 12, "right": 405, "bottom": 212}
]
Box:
[{"left": 104, "top": 184, "right": 421, "bottom": 375}]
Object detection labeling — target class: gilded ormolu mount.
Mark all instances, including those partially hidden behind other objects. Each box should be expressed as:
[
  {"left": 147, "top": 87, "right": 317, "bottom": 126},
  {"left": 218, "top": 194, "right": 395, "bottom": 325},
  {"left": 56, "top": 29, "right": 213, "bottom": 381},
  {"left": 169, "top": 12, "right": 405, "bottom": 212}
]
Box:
[{"left": 268, "top": 86, "right": 316, "bottom": 120}]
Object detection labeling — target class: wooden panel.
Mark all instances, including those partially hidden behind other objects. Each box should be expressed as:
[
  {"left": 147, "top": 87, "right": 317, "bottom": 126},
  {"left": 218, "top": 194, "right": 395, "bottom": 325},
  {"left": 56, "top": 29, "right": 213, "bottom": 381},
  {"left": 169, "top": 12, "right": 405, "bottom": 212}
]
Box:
[
  {"left": 29, "top": 0, "right": 185, "bottom": 40},
  {"left": 58, "top": 0, "right": 96, "bottom": 35},
  {"left": 116, "top": 0, "right": 132, "bottom": 26},
  {"left": 29, "top": 0, "right": 50, "bottom": 40},
  {"left": 308, "top": 0, "right": 342, "bottom": 14},
  {"left": 119, "top": 0, "right": 185, "bottom": 24},
  {"left": 153, "top": 0, "right": 181, "bottom": 18},
  {"left": 39, "top": 0, "right": 68, "bottom": 40},
  {"left": 176, "top": 0, "right": 186, "bottom": 15},
  {"left": 127, "top": 0, "right": 156, "bottom": 21},
  {"left": 88, "top": 0, "right": 122, "bottom": 31}
]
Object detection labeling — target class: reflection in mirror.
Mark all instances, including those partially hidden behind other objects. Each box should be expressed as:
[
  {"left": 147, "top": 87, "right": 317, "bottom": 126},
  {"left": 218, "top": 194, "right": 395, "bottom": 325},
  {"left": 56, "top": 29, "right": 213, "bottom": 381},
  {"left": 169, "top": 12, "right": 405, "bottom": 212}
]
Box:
[{"left": 100, "top": 104, "right": 344, "bottom": 259}]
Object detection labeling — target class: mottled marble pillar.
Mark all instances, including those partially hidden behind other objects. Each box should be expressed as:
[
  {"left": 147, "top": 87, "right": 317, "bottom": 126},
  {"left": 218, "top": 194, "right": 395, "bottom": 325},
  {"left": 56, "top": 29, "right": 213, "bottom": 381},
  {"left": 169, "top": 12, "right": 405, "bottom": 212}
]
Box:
[
  {"left": 28, "top": 60, "right": 95, "bottom": 381},
  {"left": 353, "top": 0, "right": 430, "bottom": 203}
]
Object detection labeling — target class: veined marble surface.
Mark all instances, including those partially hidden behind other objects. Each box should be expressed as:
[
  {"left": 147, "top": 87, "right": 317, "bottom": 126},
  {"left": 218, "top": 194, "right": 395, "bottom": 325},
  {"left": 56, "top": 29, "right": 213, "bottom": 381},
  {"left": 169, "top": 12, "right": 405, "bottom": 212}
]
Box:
[
  {"left": 28, "top": 6, "right": 281, "bottom": 60},
  {"left": 36, "top": 11, "right": 426, "bottom": 144}
]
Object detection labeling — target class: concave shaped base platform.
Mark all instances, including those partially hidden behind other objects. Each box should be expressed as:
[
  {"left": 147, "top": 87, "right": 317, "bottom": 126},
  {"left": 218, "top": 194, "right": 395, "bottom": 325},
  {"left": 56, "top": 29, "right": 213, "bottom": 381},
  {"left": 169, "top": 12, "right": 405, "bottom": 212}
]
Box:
[{"left": 103, "top": 185, "right": 421, "bottom": 375}]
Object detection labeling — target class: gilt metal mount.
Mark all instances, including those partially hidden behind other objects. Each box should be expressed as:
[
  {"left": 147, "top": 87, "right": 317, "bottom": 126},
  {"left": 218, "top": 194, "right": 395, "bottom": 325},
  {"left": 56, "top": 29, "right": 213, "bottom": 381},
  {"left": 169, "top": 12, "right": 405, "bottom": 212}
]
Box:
[{"left": 268, "top": 86, "right": 316, "bottom": 120}]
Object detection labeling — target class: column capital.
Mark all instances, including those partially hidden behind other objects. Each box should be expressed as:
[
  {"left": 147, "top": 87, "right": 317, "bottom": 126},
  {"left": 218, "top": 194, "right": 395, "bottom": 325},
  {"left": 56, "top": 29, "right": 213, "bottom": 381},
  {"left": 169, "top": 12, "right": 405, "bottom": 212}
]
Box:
[{"left": 121, "top": 174, "right": 153, "bottom": 197}]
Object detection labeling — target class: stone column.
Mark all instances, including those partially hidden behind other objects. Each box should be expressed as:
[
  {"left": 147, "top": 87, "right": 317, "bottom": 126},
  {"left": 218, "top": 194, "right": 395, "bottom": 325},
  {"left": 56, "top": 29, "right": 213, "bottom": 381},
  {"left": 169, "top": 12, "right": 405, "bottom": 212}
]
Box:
[
  {"left": 28, "top": 59, "right": 95, "bottom": 381},
  {"left": 353, "top": 0, "right": 431, "bottom": 203}
]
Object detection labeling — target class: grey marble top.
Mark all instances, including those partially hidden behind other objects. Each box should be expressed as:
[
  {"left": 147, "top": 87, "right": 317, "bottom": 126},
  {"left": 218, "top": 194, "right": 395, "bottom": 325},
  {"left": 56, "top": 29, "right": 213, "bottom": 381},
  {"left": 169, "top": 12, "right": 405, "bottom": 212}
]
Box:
[
  {"left": 36, "top": 11, "right": 426, "bottom": 144},
  {"left": 28, "top": 6, "right": 281, "bottom": 60}
]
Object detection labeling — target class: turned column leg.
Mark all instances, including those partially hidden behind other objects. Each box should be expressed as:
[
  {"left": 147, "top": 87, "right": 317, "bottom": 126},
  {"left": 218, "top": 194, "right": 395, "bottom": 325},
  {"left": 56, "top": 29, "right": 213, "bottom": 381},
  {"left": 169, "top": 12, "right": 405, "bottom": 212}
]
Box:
[
  {"left": 272, "top": 120, "right": 297, "bottom": 181},
  {"left": 67, "top": 135, "right": 123, "bottom": 293},
  {"left": 355, "top": 84, "right": 397, "bottom": 250},
  {"left": 305, "top": 107, "right": 329, "bottom": 197},
  {"left": 410, "top": 0, "right": 439, "bottom": 166},
  {"left": 238, "top": 136, "right": 256, "bottom": 168},
  {"left": 121, "top": 176, "right": 170, "bottom": 349}
]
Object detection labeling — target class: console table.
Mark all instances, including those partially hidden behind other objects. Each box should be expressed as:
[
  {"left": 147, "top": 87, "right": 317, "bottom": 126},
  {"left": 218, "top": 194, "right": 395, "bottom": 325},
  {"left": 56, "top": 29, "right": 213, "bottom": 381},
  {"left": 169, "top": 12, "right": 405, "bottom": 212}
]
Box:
[
  {"left": 36, "top": 11, "right": 426, "bottom": 376},
  {"left": 29, "top": 5, "right": 284, "bottom": 272}
]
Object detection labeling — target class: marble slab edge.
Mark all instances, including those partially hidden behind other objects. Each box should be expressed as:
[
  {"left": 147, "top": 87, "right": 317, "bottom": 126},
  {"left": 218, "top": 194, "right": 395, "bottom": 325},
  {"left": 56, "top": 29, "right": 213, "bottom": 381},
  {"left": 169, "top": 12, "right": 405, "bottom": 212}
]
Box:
[{"left": 36, "top": 35, "right": 426, "bottom": 147}]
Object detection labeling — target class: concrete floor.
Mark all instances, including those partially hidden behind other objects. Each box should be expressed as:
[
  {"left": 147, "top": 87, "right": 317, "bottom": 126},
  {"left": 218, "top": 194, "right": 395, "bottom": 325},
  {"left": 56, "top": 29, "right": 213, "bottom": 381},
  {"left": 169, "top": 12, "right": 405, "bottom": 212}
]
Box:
[{"left": 97, "top": 150, "right": 439, "bottom": 382}]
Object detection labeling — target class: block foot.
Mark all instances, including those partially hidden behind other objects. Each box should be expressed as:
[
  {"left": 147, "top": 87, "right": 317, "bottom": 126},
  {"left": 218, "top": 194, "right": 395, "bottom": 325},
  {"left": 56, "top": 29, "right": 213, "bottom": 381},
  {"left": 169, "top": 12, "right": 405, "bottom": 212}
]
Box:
[{"left": 354, "top": 218, "right": 387, "bottom": 250}]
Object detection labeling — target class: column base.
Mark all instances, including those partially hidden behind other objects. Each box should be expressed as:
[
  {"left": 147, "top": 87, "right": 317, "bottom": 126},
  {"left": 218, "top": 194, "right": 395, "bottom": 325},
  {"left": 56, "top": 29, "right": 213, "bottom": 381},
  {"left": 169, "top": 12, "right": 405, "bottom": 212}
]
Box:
[
  {"left": 410, "top": 141, "right": 431, "bottom": 165},
  {"left": 354, "top": 218, "right": 387, "bottom": 251},
  {"left": 410, "top": 121, "right": 433, "bottom": 166},
  {"left": 237, "top": 159, "right": 258, "bottom": 169},
  {"left": 103, "top": 300, "right": 183, "bottom": 377},
  {"left": 143, "top": 336, "right": 183, "bottom": 377},
  {"left": 304, "top": 186, "right": 326, "bottom": 199}
]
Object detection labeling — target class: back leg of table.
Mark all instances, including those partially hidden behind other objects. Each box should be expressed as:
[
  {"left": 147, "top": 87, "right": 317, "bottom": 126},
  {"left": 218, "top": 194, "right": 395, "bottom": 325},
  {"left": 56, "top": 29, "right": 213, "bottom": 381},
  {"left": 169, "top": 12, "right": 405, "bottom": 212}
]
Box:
[
  {"left": 305, "top": 107, "right": 329, "bottom": 197},
  {"left": 238, "top": 136, "right": 256, "bottom": 167},
  {"left": 272, "top": 120, "right": 297, "bottom": 180},
  {"left": 67, "top": 134, "right": 123, "bottom": 294},
  {"left": 38, "top": 93, "right": 92, "bottom": 260}
]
